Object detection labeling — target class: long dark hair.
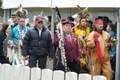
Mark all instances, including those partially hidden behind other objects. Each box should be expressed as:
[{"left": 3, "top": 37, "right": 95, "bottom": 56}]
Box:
[
  {"left": 1, "top": 22, "right": 9, "bottom": 33},
  {"left": 107, "top": 23, "right": 116, "bottom": 33},
  {"left": 77, "top": 17, "right": 87, "bottom": 29}
]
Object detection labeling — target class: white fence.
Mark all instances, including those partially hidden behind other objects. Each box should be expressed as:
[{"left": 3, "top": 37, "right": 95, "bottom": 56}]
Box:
[{"left": 0, "top": 63, "right": 107, "bottom": 80}]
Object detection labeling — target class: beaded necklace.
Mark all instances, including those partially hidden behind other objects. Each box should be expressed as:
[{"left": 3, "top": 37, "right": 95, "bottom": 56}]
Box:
[{"left": 17, "top": 26, "right": 27, "bottom": 39}]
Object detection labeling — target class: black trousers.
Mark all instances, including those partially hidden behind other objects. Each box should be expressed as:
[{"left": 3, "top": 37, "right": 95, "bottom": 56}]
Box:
[
  {"left": 67, "top": 60, "right": 80, "bottom": 74},
  {"left": 110, "top": 56, "right": 116, "bottom": 80},
  {"left": 0, "top": 56, "right": 9, "bottom": 64},
  {"left": 29, "top": 55, "right": 47, "bottom": 69}
]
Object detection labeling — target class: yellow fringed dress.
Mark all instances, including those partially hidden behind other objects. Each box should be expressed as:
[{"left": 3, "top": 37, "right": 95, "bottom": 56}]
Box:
[{"left": 73, "top": 26, "right": 90, "bottom": 72}]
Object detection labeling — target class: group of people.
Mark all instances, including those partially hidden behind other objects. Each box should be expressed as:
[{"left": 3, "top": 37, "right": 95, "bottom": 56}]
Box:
[
  {"left": 0, "top": 6, "right": 117, "bottom": 80},
  {"left": 54, "top": 16, "right": 116, "bottom": 80}
]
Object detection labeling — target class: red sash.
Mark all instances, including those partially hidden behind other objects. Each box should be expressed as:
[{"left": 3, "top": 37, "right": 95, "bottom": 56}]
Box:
[{"left": 93, "top": 33, "right": 103, "bottom": 63}]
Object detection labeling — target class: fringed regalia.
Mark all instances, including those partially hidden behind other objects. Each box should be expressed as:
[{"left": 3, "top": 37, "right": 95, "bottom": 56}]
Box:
[
  {"left": 4, "top": 4, "right": 29, "bottom": 66},
  {"left": 4, "top": 26, "right": 29, "bottom": 67},
  {"left": 73, "top": 25, "right": 90, "bottom": 72},
  {"left": 72, "top": 5, "right": 91, "bottom": 73}
]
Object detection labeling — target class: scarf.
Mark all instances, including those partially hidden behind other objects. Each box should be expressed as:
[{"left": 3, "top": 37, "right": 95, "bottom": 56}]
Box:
[{"left": 93, "top": 33, "right": 103, "bottom": 63}]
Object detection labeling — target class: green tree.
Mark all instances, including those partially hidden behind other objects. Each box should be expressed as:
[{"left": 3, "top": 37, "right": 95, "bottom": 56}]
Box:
[{"left": 0, "top": 0, "right": 3, "bottom": 17}]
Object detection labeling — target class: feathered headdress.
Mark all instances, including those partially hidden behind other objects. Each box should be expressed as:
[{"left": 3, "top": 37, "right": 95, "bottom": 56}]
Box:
[
  {"left": 72, "top": 5, "right": 91, "bottom": 21},
  {"left": 32, "top": 11, "right": 44, "bottom": 22},
  {"left": 32, "top": 10, "right": 49, "bottom": 24},
  {"left": 13, "top": 4, "right": 28, "bottom": 18}
]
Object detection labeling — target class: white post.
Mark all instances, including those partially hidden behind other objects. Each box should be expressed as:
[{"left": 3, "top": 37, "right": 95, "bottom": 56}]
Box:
[
  {"left": 19, "top": 66, "right": 30, "bottom": 80},
  {"left": 2, "top": 64, "right": 11, "bottom": 80},
  {"left": 30, "top": 68, "right": 41, "bottom": 80},
  {"left": 65, "top": 72, "right": 77, "bottom": 80},
  {"left": 51, "top": 8, "right": 55, "bottom": 41},
  {"left": 53, "top": 70, "right": 64, "bottom": 80},
  {"left": 79, "top": 74, "right": 91, "bottom": 80},
  {"left": 10, "top": 66, "right": 20, "bottom": 80},
  {"left": 115, "top": 8, "right": 120, "bottom": 80},
  {"left": 41, "top": 69, "right": 53, "bottom": 80},
  {"left": 3, "top": 9, "right": 6, "bottom": 21},
  {"left": 93, "top": 75, "right": 107, "bottom": 80}
]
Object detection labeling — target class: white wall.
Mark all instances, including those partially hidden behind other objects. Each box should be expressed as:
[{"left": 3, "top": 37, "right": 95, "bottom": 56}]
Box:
[{"left": 4, "top": 8, "right": 117, "bottom": 24}]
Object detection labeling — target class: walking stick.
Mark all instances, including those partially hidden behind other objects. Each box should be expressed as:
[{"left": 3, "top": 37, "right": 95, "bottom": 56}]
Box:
[
  {"left": 89, "top": 52, "right": 94, "bottom": 80},
  {"left": 91, "top": 64, "right": 94, "bottom": 80}
]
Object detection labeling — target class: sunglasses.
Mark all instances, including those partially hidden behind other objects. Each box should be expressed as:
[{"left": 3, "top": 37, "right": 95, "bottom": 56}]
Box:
[{"left": 38, "top": 21, "right": 43, "bottom": 24}]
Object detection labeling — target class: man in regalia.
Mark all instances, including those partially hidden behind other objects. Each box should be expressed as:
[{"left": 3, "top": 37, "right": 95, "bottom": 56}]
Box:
[{"left": 86, "top": 19, "right": 114, "bottom": 80}]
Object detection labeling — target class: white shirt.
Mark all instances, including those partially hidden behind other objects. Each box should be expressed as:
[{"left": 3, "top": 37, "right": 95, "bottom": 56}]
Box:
[{"left": 37, "top": 27, "right": 42, "bottom": 37}]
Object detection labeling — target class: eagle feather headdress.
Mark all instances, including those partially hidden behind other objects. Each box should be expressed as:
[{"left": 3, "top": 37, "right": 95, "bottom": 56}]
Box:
[
  {"left": 32, "top": 11, "right": 49, "bottom": 23},
  {"left": 72, "top": 5, "right": 91, "bottom": 21},
  {"left": 13, "top": 4, "right": 28, "bottom": 18}
]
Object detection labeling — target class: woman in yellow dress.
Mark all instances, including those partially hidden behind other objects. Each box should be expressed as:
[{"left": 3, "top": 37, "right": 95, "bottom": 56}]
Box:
[{"left": 73, "top": 17, "right": 90, "bottom": 73}]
